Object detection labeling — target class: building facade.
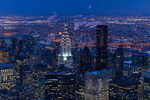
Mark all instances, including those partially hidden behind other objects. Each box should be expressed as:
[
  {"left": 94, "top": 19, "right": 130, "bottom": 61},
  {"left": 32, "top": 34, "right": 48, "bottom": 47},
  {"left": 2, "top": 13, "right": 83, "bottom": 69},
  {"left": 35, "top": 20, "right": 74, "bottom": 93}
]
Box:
[
  {"left": 143, "top": 76, "right": 150, "bottom": 100},
  {"left": 45, "top": 72, "right": 75, "bottom": 100},
  {"left": 85, "top": 70, "right": 112, "bottom": 100},
  {"left": 0, "top": 63, "right": 16, "bottom": 90},
  {"left": 109, "top": 78, "right": 138, "bottom": 100}
]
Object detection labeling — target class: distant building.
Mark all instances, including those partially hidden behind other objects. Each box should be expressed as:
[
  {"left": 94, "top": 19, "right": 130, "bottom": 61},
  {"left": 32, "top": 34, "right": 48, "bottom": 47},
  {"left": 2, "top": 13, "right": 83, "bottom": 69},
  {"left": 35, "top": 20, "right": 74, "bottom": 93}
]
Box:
[
  {"left": 0, "top": 63, "right": 16, "bottom": 90},
  {"left": 96, "top": 25, "right": 108, "bottom": 70},
  {"left": 80, "top": 46, "right": 93, "bottom": 75},
  {"left": 142, "top": 71, "right": 150, "bottom": 78},
  {"left": 53, "top": 42, "right": 60, "bottom": 71},
  {"left": 19, "top": 65, "right": 32, "bottom": 89},
  {"left": 14, "top": 54, "right": 26, "bottom": 85},
  {"left": 0, "top": 37, "right": 5, "bottom": 47},
  {"left": 131, "top": 53, "right": 150, "bottom": 72},
  {"left": 22, "top": 35, "right": 35, "bottom": 53},
  {"left": 130, "top": 72, "right": 141, "bottom": 82},
  {"left": 85, "top": 70, "right": 112, "bottom": 100},
  {"left": 76, "top": 79, "right": 84, "bottom": 100},
  {"left": 0, "top": 48, "right": 9, "bottom": 63},
  {"left": 45, "top": 49, "right": 54, "bottom": 68},
  {"left": 115, "top": 45, "right": 124, "bottom": 71},
  {"left": 17, "top": 39, "right": 23, "bottom": 54},
  {"left": 33, "top": 44, "right": 45, "bottom": 56},
  {"left": 45, "top": 72, "right": 75, "bottom": 100},
  {"left": 138, "top": 83, "right": 143, "bottom": 100},
  {"left": 109, "top": 78, "right": 139, "bottom": 100},
  {"left": 38, "top": 77, "right": 45, "bottom": 100},
  {"left": 12, "top": 38, "right": 18, "bottom": 56},
  {"left": 142, "top": 54, "right": 149, "bottom": 72},
  {"left": 32, "top": 64, "right": 50, "bottom": 99},
  {"left": 143, "top": 76, "right": 150, "bottom": 100}
]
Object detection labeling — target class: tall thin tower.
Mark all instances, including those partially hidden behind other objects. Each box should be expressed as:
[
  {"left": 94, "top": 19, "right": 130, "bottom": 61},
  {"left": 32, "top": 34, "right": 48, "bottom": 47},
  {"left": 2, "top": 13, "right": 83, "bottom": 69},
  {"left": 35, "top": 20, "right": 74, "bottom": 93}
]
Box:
[
  {"left": 58, "top": 23, "right": 73, "bottom": 70},
  {"left": 96, "top": 25, "right": 108, "bottom": 70}
]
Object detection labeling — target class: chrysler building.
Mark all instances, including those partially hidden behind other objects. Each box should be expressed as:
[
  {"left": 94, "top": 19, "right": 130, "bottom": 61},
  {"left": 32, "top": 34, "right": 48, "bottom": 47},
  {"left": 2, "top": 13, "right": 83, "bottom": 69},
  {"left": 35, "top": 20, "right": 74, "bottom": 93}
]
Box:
[{"left": 58, "top": 24, "right": 73, "bottom": 70}]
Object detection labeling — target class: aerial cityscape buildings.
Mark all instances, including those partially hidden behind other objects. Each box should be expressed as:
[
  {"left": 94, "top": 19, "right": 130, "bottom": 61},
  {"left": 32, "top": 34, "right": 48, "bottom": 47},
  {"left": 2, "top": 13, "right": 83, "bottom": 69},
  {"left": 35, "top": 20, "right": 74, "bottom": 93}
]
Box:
[
  {"left": 0, "top": 15, "right": 150, "bottom": 100},
  {"left": 0, "top": 1, "right": 150, "bottom": 99}
]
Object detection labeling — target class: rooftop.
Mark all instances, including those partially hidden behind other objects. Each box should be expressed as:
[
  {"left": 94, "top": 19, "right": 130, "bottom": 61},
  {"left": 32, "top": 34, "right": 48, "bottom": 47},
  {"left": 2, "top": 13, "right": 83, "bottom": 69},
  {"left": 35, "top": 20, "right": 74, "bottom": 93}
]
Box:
[
  {"left": 110, "top": 78, "right": 139, "bottom": 86},
  {"left": 144, "top": 71, "right": 150, "bottom": 74},
  {"left": 124, "top": 60, "right": 132, "bottom": 64},
  {"left": 46, "top": 72, "right": 74, "bottom": 76},
  {"left": 86, "top": 70, "right": 111, "bottom": 75},
  {"left": 0, "top": 63, "right": 12, "bottom": 66},
  {"left": 145, "top": 76, "right": 150, "bottom": 79}
]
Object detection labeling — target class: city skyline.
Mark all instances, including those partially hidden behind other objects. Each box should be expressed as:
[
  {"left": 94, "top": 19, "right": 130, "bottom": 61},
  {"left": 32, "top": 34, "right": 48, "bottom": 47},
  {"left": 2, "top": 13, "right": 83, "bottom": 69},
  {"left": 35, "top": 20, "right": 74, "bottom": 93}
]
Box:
[{"left": 1, "top": 1, "right": 150, "bottom": 100}]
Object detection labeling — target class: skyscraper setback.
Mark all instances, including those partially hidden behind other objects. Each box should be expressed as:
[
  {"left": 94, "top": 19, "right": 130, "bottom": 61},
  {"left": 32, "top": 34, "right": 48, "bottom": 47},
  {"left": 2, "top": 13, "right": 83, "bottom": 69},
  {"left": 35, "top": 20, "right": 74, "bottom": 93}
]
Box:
[{"left": 96, "top": 25, "right": 108, "bottom": 70}]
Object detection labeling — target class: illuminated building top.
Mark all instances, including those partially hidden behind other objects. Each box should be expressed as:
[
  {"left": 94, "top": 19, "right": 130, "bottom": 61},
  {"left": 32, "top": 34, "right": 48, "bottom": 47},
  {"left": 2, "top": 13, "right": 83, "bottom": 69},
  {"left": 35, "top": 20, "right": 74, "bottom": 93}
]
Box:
[{"left": 60, "top": 24, "right": 72, "bottom": 60}]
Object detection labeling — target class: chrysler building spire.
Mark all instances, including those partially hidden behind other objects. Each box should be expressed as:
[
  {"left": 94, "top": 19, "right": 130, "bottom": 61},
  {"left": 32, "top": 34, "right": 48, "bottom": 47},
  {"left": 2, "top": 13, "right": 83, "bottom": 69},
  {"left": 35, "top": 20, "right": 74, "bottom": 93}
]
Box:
[
  {"left": 60, "top": 24, "right": 72, "bottom": 60},
  {"left": 58, "top": 23, "right": 73, "bottom": 70}
]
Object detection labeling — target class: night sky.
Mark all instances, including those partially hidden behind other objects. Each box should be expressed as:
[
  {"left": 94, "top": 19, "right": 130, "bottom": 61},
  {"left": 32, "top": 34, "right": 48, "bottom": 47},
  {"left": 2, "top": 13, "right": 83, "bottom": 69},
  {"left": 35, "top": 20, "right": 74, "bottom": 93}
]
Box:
[{"left": 0, "top": 0, "right": 150, "bottom": 16}]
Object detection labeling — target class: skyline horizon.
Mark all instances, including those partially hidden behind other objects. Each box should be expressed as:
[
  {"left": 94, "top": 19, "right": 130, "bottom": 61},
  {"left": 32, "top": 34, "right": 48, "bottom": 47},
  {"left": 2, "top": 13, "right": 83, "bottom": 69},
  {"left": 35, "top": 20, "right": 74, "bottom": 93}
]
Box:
[{"left": 1, "top": 12, "right": 150, "bottom": 17}]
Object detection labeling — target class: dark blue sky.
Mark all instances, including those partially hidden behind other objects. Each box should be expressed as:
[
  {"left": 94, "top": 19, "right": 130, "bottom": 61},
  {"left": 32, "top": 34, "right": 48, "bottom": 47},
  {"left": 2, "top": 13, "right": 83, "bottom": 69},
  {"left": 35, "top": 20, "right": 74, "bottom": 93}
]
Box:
[{"left": 0, "top": 0, "right": 150, "bottom": 16}]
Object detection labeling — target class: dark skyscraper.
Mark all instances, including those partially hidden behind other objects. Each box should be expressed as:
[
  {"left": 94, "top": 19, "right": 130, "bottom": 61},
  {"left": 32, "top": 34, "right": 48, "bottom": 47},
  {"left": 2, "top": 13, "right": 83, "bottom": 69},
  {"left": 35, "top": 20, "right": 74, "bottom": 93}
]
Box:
[
  {"left": 53, "top": 42, "right": 60, "bottom": 71},
  {"left": 80, "top": 46, "right": 93, "bottom": 75},
  {"left": 142, "top": 54, "right": 148, "bottom": 72},
  {"left": 96, "top": 25, "right": 108, "bottom": 70},
  {"left": 12, "top": 38, "right": 18, "bottom": 56},
  {"left": 115, "top": 45, "right": 124, "bottom": 71},
  {"left": 18, "top": 39, "right": 23, "bottom": 54}
]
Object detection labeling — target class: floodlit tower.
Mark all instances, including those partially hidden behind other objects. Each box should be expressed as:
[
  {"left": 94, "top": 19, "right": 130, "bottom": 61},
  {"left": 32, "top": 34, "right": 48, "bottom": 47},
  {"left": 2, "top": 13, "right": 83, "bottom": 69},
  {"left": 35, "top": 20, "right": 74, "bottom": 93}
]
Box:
[
  {"left": 60, "top": 24, "right": 72, "bottom": 60},
  {"left": 58, "top": 24, "right": 73, "bottom": 70}
]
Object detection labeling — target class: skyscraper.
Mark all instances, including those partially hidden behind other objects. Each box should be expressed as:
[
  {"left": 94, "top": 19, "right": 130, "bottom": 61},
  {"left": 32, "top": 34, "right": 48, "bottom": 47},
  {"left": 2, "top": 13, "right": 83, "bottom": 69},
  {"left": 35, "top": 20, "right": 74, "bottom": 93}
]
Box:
[
  {"left": 109, "top": 78, "right": 139, "bottom": 100},
  {"left": 58, "top": 24, "right": 73, "bottom": 70},
  {"left": 19, "top": 65, "right": 32, "bottom": 89},
  {"left": 53, "top": 42, "right": 60, "bottom": 71},
  {"left": 115, "top": 45, "right": 124, "bottom": 71},
  {"left": 0, "top": 63, "right": 16, "bottom": 90},
  {"left": 45, "top": 72, "right": 75, "bottom": 100},
  {"left": 85, "top": 70, "right": 112, "bottom": 100},
  {"left": 114, "top": 45, "right": 124, "bottom": 78},
  {"left": 143, "top": 76, "right": 150, "bottom": 100},
  {"left": 142, "top": 54, "right": 148, "bottom": 72},
  {"left": 96, "top": 25, "right": 108, "bottom": 70},
  {"left": 80, "top": 46, "right": 93, "bottom": 75},
  {"left": 12, "top": 38, "right": 18, "bottom": 56},
  {"left": 0, "top": 48, "right": 9, "bottom": 63}
]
